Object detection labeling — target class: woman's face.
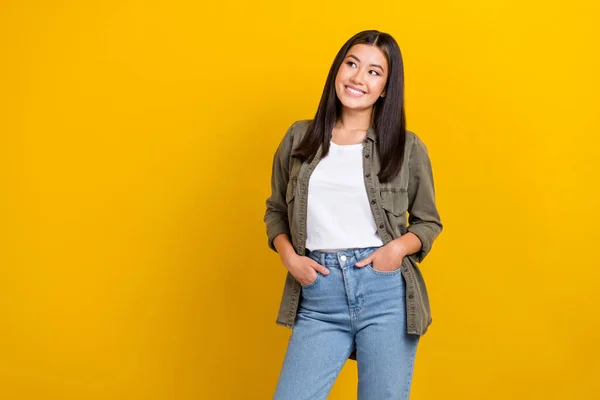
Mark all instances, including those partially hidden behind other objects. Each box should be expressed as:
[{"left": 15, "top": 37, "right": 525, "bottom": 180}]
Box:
[{"left": 335, "top": 44, "right": 389, "bottom": 112}]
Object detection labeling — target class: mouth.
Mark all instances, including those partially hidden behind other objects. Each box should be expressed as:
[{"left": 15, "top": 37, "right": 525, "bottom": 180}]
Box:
[{"left": 344, "top": 85, "right": 367, "bottom": 97}]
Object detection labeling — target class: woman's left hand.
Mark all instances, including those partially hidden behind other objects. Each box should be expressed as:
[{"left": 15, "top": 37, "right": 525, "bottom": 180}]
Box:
[{"left": 354, "top": 240, "right": 407, "bottom": 272}]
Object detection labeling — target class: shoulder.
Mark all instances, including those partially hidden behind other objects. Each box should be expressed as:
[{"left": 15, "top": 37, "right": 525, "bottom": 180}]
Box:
[
  {"left": 291, "top": 119, "right": 312, "bottom": 130},
  {"left": 405, "top": 129, "right": 430, "bottom": 157},
  {"left": 404, "top": 130, "right": 432, "bottom": 171},
  {"left": 282, "top": 119, "right": 313, "bottom": 149},
  {"left": 289, "top": 119, "right": 312, "bottom": 139},
  {"left": 405, "top": 129, "right": 427, "bottom": 148},
  {"left": 274, "top": 119, "right": 313, "bottom": 156}
]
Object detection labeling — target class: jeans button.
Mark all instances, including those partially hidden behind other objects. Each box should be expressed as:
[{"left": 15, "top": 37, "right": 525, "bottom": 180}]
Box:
[{"left": 340, "top": 255, "right": 347, "bottom": 261}]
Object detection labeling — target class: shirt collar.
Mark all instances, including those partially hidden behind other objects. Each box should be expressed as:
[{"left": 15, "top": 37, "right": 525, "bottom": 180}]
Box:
[{"left": 366, "top": 125, "right": 377, "bottom": 143}]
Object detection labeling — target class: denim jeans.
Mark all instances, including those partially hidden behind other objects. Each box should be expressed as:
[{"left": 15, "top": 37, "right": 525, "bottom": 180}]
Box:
[{"left": 273, "top": 246, "right": 420, "bottom": 400}]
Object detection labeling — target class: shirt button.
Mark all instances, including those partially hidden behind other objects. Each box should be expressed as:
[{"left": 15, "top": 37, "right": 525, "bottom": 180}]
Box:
[
  {"left": 371, "top": 199, "right": 376, "bottom": 205},
  {"left": 408, "top": 293, "right": 414, "bottom": 299},
  {"left": 379, "top": 224, "right": 384, "bottom": 229},
  {"left": 340, "top": 255, "right": 347, "bottom": 261},
  {"left": 364, "top": 154, "right": 370, "bottom": 158},
  {"left": 365, "top": 173, "right": 370, "bottom": 178}
]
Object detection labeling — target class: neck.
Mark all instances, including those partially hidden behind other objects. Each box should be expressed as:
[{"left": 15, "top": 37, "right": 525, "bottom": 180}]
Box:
[{"left": 336, "top": 107, "right": 373, "bottom": 132}]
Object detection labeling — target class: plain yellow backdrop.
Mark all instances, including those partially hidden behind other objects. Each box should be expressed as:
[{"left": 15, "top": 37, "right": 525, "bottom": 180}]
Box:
[{"left": 1, "top": 1, "right": 599, "bottom": 399}]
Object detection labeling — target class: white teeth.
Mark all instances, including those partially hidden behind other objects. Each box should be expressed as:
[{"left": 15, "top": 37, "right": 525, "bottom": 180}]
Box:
[{"left": 346, "top": 86, "right": 365, "bottom": 95}]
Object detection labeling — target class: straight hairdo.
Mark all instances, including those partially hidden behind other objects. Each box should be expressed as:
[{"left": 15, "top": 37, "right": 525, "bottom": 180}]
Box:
[{"left": 292, "top": 29, "right": 407, "bottom": 183}]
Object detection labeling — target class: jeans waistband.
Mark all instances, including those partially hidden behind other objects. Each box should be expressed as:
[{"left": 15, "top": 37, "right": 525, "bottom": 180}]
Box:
[{"left": 306, "top": 246, "right": 380, "bottom": 267}]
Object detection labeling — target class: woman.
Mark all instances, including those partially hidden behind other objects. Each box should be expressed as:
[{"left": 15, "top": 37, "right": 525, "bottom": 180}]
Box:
[{"left": 264, "top": 29, "right": 443, "bottom": 400}]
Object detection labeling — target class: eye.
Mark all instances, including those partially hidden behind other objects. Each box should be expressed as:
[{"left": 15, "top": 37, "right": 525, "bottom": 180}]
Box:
[
  {"left": 346, "top": 61, "right": 357, "bottom": 67},
  {"left": 369, "top": 70, "right": 380, "bottom": 76}
]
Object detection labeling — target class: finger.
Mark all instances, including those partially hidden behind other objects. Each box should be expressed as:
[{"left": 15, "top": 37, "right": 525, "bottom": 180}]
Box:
[
  {"left": 315, "top": 263, "right": 330, "bottom": 275},
  {"left": 354, "top": 255, "right": 373, "bottom": 267}
]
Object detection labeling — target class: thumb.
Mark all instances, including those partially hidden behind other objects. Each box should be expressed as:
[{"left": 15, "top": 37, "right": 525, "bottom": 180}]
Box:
[{"left": 355, "top": 255, "right": 373, "bottom": 267}]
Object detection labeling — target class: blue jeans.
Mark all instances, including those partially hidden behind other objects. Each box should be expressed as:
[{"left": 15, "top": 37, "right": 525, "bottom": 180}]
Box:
[{"left": 274, "top": 246, "right": 420, "bottom": 400}]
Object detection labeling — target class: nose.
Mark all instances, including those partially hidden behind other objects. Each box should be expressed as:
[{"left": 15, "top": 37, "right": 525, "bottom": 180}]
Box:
[{"left": 350, "top": 69, "right": 365, "bottom": 85}]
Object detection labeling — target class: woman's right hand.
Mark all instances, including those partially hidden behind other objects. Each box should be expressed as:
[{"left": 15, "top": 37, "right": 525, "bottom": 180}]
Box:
[
  {"left": 282, "top": 253, "right": 330, "bottom": 286},
  {"left": 272, "top": 234, "right": 330, "bottom": 286}
]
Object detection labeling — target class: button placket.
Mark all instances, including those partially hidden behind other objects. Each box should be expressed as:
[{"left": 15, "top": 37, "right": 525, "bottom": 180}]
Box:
[{"left": 362, "top": 140, "right": 392, "bottom": 245}]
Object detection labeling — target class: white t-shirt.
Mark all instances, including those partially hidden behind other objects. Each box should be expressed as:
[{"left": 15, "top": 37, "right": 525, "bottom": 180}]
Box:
[{"left": 305, "top": 141, "right": 384, "bottom": 251}]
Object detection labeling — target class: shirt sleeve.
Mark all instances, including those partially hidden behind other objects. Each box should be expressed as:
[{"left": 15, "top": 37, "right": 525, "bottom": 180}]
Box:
[
  {"left": 406, "top": 135, "right": 443, "bottom": 263},
  {"left": 264, "top": 122, "right": 295, "bottom": 252}
]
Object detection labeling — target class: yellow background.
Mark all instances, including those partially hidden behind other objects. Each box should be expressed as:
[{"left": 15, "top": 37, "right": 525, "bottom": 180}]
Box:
[{"left": 1, "top": 1, "right": 599, "bottom": 399}]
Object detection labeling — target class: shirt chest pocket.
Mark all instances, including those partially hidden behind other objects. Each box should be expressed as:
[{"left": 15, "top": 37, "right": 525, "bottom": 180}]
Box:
[
  {"left": 380, "top": 189, "right": 409, "bottom": 217},
  {"left": 380, "top": 189, "right": 409, "bottom": 237}
]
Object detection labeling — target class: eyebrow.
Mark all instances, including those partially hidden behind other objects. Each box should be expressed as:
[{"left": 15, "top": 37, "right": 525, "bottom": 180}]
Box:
[{"left": 347, "top": 54, "right": 384, "bottom": 72}]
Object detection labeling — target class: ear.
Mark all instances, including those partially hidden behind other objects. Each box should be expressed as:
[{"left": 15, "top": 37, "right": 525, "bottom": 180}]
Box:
[{"left": 380, "top": 89, "right": 386, "bottom": 98}]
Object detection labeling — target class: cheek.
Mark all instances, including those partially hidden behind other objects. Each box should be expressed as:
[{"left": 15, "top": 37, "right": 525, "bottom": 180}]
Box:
[
  {"left": 335, "top": 69, "right": 348, "bottom": 85},
  {"left": 370, "top": 79, "right": 386, "bottom": 95}
]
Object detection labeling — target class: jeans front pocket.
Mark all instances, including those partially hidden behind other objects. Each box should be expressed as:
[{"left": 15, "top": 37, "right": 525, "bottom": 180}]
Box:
[
  {"left": 300, "top": 272, "right": 320, "bottom": 289},
  {"left": 366, "top": 263, "right": 403, "bottom": 276}
]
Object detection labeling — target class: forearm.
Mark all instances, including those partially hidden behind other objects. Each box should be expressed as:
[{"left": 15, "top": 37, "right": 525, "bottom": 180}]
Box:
[
  {"left": 391, "top": 232, "right": 422, "bottom": 258},
  {"left": 273, "top": 233, "right": 296, "bottom": 264}
]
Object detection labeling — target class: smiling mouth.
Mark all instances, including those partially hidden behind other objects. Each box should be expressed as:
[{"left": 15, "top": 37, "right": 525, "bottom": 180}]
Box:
[{"left": 345, "top": 85, "right": 366, "bottom": 96}]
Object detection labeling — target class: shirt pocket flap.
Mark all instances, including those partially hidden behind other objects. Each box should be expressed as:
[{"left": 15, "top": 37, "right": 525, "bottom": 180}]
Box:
[{"left": 380, "top": 190, "right": 408, "bottom": 217}]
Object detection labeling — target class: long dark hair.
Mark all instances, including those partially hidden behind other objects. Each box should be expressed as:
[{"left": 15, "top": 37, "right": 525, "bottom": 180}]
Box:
[{"left": 292, "top": 30, "right": 407, "bottom": 183}]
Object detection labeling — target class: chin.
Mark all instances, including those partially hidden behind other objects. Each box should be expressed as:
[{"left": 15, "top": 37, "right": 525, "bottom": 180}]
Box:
[{"left": 340, "top": 98, "right": 375, "bottom": 110}]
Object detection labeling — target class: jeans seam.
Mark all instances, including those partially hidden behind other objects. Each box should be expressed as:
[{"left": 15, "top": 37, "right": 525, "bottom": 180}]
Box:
[
  {"left": 402, "top": 347, "right": 417, "bottom": 399},
  {"left": 321, "top": 342, "right": 356, "bottom": 399}
]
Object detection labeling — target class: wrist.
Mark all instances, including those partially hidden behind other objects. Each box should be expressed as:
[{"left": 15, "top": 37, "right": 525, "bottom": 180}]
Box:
[
  {"left": 391, "top": 237, "right": 409, "bottom": 258},
  {"left": 279, "top": 247, "right": 297, "bottom": 264}
]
